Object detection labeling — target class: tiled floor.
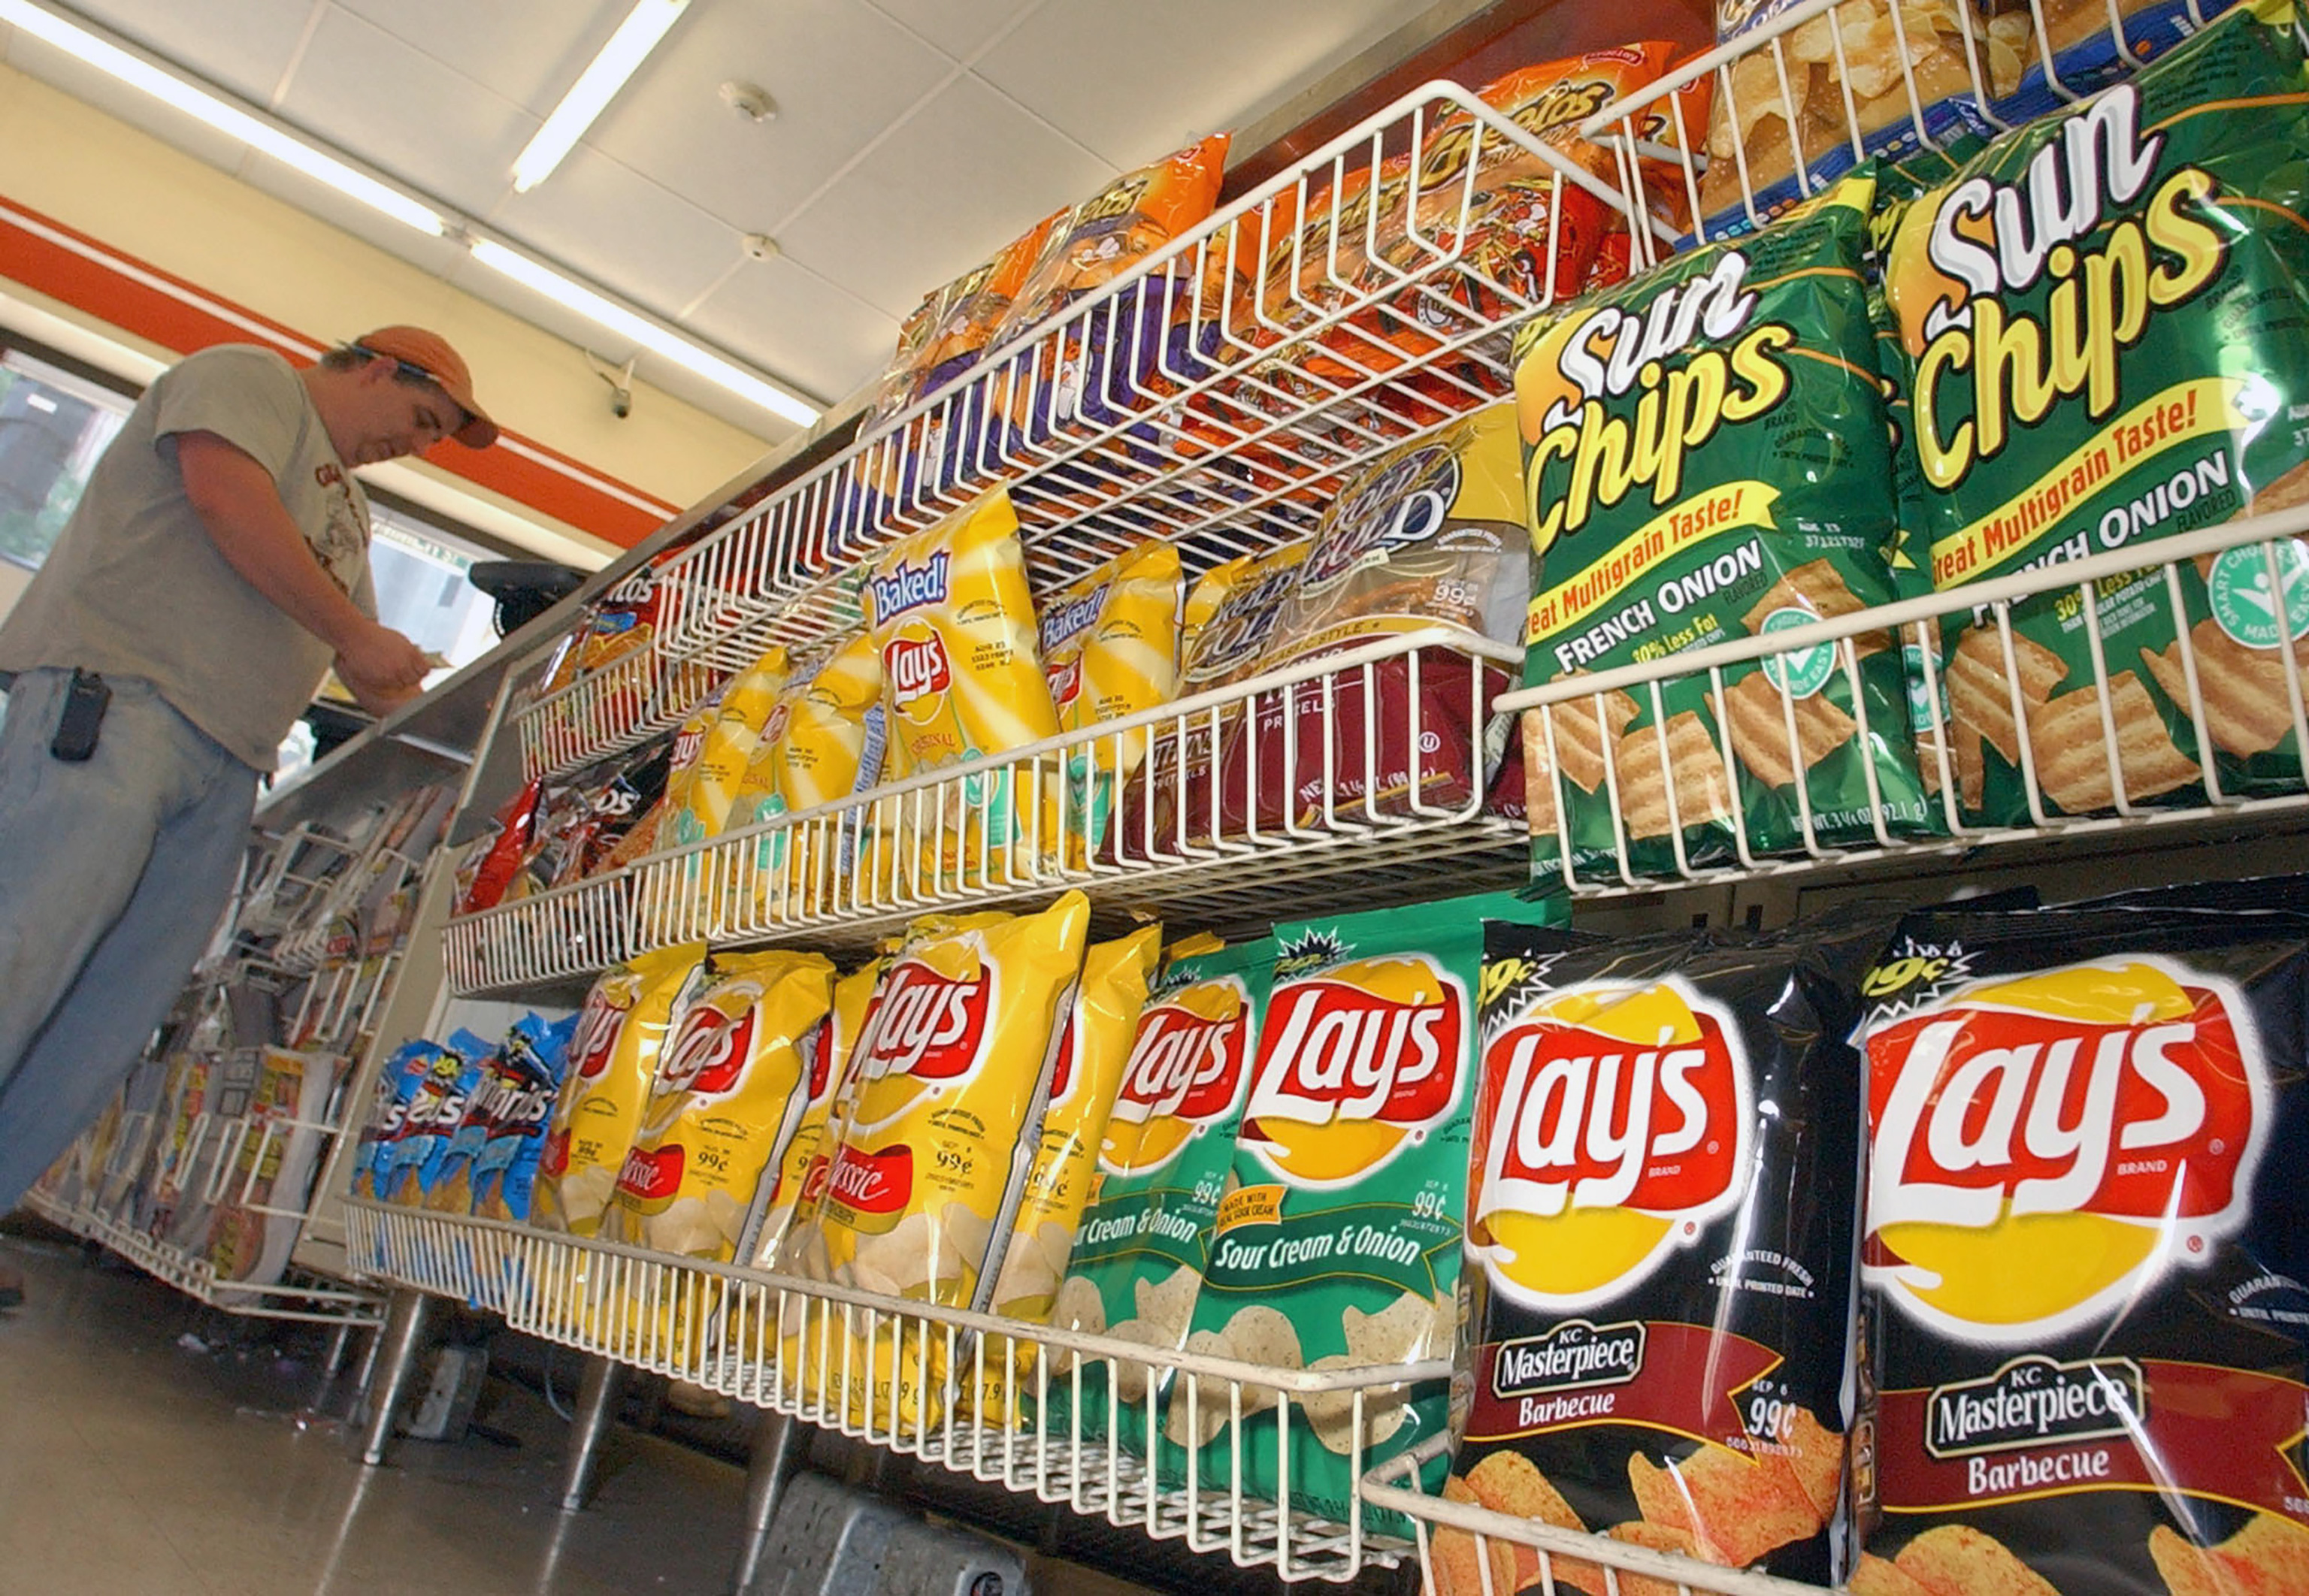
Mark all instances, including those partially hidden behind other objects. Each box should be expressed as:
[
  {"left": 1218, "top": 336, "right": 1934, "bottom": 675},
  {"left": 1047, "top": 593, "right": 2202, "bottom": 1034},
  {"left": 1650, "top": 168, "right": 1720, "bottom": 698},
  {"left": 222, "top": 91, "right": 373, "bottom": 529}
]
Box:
[{"left": 0, "top": 1233, "right": 747, "bottom": 1595}]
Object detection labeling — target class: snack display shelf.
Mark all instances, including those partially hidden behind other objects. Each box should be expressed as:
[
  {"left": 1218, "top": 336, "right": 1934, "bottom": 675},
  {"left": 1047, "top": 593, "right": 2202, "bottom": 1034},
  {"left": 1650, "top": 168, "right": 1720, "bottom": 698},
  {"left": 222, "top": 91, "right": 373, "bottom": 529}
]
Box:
[
  {"left": 507, "top": 78, "right": 1647, "bottom": 785},
  {"left": 343, "top": 1198, "right": 1442, "bottom": 1584},
  {"left": 1503, "top": 511, "right": 2309, "bottom": 894},
  {"left": 1358, "top": 1451, "right": 1833, "bottom": 1596},
  {"left": 447, "top": 632, "right": 1527, "bottom": 993}
]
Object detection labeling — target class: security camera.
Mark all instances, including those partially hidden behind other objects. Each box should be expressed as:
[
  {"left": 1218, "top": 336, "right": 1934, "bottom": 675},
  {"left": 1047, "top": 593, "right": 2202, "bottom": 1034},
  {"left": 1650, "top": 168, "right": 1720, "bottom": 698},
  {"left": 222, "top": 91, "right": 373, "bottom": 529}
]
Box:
[
  {"left": 588, "top": 351, "right": 639, "bottom": 422},
  {"left": 610, "top": 386, "right": 632, "bottom": 420}
]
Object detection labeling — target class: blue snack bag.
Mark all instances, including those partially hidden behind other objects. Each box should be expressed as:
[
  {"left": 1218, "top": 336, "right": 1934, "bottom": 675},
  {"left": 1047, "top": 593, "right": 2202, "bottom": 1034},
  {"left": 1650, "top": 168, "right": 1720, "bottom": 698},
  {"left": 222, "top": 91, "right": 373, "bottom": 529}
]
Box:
[
  {"left": 352, "top": 1040, "right": 437, "bottom": 1202},
  {"left": 471, "top": 1014, "right": 573, "bottom": 1223},
  {"left": 383, "top": 1032, "right": 489, "bottom": 1206}
]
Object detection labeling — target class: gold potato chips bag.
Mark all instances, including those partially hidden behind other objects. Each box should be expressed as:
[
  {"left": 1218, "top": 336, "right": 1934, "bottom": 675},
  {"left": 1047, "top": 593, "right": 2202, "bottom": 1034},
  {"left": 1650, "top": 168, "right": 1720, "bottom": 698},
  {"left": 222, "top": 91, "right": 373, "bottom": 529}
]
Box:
[
  {"left": 726, "top": 633, "right": 888, "bottom": 923},
  {"left": 748, "top": 954, "right": 885, "bottom": 1274},
  {"left": 1039, "top": 543, "right": 1184, "bottom": 859}
]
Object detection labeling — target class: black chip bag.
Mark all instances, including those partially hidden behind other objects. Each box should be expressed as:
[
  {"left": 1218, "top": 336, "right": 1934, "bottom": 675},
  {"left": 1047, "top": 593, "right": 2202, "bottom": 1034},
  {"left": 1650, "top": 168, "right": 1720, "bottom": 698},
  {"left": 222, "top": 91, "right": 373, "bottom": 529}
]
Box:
[
  {"left": 1453, "top": 915, "right": 1887, "bottom": 1588},
  {"left": 1854, "top": 893, "right": 2309, "bottom": 1596}
]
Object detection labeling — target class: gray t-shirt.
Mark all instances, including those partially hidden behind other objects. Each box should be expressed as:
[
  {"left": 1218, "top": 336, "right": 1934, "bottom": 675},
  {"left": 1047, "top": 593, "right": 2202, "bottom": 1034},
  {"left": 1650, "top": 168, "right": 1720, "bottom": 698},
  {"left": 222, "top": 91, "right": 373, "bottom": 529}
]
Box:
[{"left": 0, "top": 345, "right": 377, "bottom": 769}]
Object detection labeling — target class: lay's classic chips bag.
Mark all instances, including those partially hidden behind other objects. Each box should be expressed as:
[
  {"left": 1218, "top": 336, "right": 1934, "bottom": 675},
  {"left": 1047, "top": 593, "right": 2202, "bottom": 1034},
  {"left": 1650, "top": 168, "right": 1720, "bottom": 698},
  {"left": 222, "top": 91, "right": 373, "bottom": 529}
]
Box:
[
  {"left": 1883, "top": 0, "right": 2309, "bottom": 827},
  {"left": 800, "top": 893, "right": 1091, "bottom": 1425},
  {"left": 1515, "top": 171, "right": 1937, "bottom": 884},
  {"left": 1039, "top": 543, "right": 1183, "bottom": 858},
  {"left": 1451, "top": 914, "right": 1887, "bottom": 1590},
  {"left": 605, "top": 950, "right": 834, "bottom": 1263},
  {"left": 660, "top": 643, "right": 788, "bottom": 854},
  {"left": 861, "top": 491, "right": 1058, "bottom": 891},
  {"left": 531, "top": 945, "right": 707, "bottom": 1236},
  {"left": 1049, "top": 935, "right": 1273, "bottom": 1452},
  {"left": 1854, "top": 893, "right": 2309, "bottom": 1596},
  {"left": 1166, "top": 893, "right": 1565, "bottom": 1528},
  {"left": 749, "top": 954, "right": 885, "bottom": 1276}
]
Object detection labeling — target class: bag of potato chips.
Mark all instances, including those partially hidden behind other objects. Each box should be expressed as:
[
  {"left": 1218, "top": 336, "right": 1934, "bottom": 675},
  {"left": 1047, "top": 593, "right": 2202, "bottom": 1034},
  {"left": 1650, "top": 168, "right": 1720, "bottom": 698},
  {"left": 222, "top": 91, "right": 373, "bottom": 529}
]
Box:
[
  {"left": 1048, "top": 934, "right": 1274, "bottom": 1451},
  {"left": 861, "top": 491, "right": 1059, "bottom": 891},
  {"left": 726, "top": 632, "right": 888, "bottom": 925},
  {"left": 1451, "top": 913, "right": 1886, "bottom": 1590},
  {"left": 1165, "top": 893, "right": 1564, "bottom": 1527},
  {"left": 531, "top": 945, "right": 707, "bottom": 1237},
  {"left": 469, "top": 1014, "right": 572, "bottom": 1223},
  {"left": 1516, "top": 171, "right": 1937, "bottom": 884},
  {"left": 1884, "top": 0, "right": 2309, "bottom": 827},
  {"left": 1039, "top": 543, "right": 1185, "bottom": 858},
  {"left": 1854, "top": 892, "right": 2309, "bottom": 1596},
  {"left": 420, "top": 1028, "right": 505, "bottom": 1214},
  {"left": 382, "top": 1033, "right": 490, "bottom": 1206},
  {"left": 746, "top": 954, "right": 886, "bottom": 1273}
]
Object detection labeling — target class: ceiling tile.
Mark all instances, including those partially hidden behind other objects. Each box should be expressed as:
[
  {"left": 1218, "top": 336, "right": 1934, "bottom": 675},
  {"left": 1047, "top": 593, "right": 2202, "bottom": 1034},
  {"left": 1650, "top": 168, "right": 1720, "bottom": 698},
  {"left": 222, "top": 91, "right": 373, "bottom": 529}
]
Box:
[
  {"left": 47, "top": 0, "right": 314, "bottom": 107},
  {"left": 685, "top": 258, "right": 897, "bottom": 408},
  {"left": 331, "top": 0, "right": 630, "bottom": 116},
  {"left": 773, "top": 73, "right": 1113, "bottom": 322},
  {"left": 274, "top": 8, "right": 534, "bottom": 220},
  {"left": 973, "top": 0, "right": 1409, "bottom": 170},
  {"left": 864, "top": 0, "right": 1042, "bottom": 64},
  {"left": 494, "top": 147, "right": 740, "bottom": 324},
  {"left": 586, "top": 0, "right": 951, "bottom": 240}
]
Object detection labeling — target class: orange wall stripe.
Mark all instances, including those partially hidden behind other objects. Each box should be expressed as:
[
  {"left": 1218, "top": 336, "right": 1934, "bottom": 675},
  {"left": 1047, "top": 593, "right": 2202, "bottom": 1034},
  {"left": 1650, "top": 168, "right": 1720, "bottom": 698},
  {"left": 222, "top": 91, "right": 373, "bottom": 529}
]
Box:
[{"left": 0, "top": 195, "right": 679, "bottom": 549}]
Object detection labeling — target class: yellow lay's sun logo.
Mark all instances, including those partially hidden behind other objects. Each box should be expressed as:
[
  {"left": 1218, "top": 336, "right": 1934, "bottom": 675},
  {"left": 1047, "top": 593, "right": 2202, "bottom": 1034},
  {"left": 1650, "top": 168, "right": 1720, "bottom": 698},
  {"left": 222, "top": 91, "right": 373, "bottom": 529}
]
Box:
[
  {"left": 1862, "top": 957, "right": 2266, "bottom": 1344},
  {"left": 1471, "top": 978, "right": 1751, "bottom": 1310},
  {"left": 1238, "top": 956, "right": 1464, "bottom": 1188},
  {"left": 1100, "top": 979, "right": 1248, "bottom": 1178}
]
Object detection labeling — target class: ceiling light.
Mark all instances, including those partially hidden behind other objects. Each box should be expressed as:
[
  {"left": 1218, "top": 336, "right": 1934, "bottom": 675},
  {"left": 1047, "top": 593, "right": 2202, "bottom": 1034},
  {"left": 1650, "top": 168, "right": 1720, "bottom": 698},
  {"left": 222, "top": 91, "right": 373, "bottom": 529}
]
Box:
[
  {"left": 511, "top": 0, "right": 688, "bottom": 194},
  {"left": 468, "top": 239, "right": 819, "bottom": 428},
  {"left": 0, "top": 0, "right": 446, "bottom": 236}
]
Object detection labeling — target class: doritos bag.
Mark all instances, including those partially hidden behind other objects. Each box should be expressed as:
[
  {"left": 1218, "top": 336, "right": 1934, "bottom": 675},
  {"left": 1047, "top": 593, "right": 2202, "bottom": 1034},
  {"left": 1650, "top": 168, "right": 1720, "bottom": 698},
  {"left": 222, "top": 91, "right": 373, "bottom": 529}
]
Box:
[
  {"left": 531, "top": 945, "right": 707, "bottom": 1236},
  {"left": 350, "top": 1038, "right": 441, "bottom": 1202},
  {"left": 1515, "top": 171, "right": 1937, "bottom": 883},
  {"left": 456, "top": 779, "right": 542, "bottom": 913},
  {"left": 1167, "top": 892, "right": 1564, "bottom": 1527},
  {"left": 1854, "top": 893, "right": 2309, "bottom": 1595},
  {"left": 470, "top": 1014, "right": 573, "bottom": 1223},
  {"left": 1883, "top": 0, "right": 2309, "bottom": 827},
  {"left": 382, "top": 1032, "right": 490, "bottom": 1206},
  {"left": 1038, "top": 542, "right": 1185, "bottom": 858},
  {"left": 1049, "top": 934, "right": 1274, "bottom": 1451},
  {"left": 421, "top": 1027, "right": 504, "bottom": 1214},
  {"left": 1451, "top": 914, "right": 1887, "bottom": 1589}
]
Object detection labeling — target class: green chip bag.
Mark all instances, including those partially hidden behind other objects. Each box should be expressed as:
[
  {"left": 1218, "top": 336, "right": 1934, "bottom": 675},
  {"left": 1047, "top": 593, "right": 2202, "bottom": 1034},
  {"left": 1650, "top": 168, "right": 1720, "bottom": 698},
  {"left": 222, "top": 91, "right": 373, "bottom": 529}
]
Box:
[
  {"left": 1047, "top": 936, "right": 1273, "bottom": 1453},
  {"left": 1514, "top": 171, "right": 1936, "bottom": 885},
  {"left": 1884, "top": 0, "right": 2309, "bottom": 826},
  {"left": 1161, "top": 890, "right": 1566, "bottom": 1530}
]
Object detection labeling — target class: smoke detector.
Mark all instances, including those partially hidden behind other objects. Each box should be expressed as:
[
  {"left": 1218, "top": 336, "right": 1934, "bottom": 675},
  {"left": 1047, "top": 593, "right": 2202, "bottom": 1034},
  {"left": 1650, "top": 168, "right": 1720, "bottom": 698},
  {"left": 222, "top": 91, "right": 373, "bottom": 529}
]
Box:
[{"left": 719, "top": 80, "right": 776, "bottom": 122}]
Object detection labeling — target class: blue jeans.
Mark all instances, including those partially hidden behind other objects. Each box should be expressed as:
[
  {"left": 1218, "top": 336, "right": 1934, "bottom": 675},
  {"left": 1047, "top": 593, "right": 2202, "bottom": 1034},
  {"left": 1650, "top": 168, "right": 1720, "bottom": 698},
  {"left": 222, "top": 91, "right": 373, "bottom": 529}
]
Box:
[{"left": 0, "top": 669, "right": 255, "bottom": 1210}]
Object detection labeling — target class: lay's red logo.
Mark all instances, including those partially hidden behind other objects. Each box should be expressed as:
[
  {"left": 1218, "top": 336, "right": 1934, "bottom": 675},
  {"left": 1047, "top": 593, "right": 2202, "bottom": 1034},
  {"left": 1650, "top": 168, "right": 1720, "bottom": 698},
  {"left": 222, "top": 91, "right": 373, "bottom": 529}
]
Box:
[
  {"left": 827, "top": 1143, "right": 912, "bottom": 1217},
  {"left": 568, "top": 984, "right": 634, "bottom": 1082},
  {"left": 1863, "top": 958, "right": 2266, "bottom": 1343},
  {"left": 854, "top": 962, "right": 988, "bottom": 1084},
  {"left": 883, "top": 634, "right": 952, "bottom": 711},
  {"left": 658, "top": 996, "right": 758, "bottom": 1098},
  {"left": 1102, "top": 983, "right": 1249, "bottom": 1176},
  {"left": 614, "top": 1142, "right": 684, "bottom": 1210},
  {"left": 1472, "top": 978, "right": 1751, "bottom": 1310}
]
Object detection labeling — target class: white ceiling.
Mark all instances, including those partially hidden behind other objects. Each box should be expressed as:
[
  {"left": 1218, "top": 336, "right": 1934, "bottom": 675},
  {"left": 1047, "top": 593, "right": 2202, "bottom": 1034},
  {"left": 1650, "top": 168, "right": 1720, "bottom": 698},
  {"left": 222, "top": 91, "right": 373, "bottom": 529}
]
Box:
[{"left": 1, "top": 0, "right": 1427, "bottom": 448}]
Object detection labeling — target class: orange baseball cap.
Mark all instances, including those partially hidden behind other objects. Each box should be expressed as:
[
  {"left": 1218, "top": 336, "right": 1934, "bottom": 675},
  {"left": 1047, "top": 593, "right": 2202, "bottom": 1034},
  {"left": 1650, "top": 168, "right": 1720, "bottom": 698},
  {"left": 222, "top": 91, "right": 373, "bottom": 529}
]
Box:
[{"left": 354, "top": 325, "right": 498, "bottom": 448}]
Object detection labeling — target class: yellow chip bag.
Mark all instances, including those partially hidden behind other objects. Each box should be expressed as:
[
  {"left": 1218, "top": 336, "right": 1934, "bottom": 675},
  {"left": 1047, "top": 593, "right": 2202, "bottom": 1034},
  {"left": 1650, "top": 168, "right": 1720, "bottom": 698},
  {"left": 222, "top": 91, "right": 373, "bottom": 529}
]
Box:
[
  {"left": 974, "top": 924, "right": 1163, "bottom": 1424},
  {"left": 728, "top": 632, "right": 888, "bottom": 924},
  {"left": 749, "top": 954, "right": 886, "bottom": 1274},
  {"left": 531, "top": 944, "right": 707, "bottom": 1238},
  {"left": 806, "top": 892, "right": 1092, "bottom": 1425},
  {"left": 861, "top": 491, "right": 1058, "bottom": 889},
  {"left": 662, "top": 645, "right": 789, "bottom": 853},
  {"left": 1039, "top": 545, "right": 1184, "bottom": 858}
]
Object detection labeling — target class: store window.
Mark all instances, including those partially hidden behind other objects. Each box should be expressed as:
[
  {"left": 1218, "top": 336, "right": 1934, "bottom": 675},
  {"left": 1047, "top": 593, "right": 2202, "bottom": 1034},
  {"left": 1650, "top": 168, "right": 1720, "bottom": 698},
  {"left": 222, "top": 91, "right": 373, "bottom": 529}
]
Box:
[
  {"left": 0, "top": 349, "right": 132, "bottom": 573},
  {"left": 367, "top": 503, "right": 502, "bottom": 676}
]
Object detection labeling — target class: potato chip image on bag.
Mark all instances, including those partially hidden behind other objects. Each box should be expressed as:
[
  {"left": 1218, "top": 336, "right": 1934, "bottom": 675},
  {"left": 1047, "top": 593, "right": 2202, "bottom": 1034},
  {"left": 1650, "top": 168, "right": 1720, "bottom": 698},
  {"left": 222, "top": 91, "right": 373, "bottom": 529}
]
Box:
[
  {"left": 1456, "top": 914, "right": 1888, "bottom": 1588},
  {"left": 1883, "top": 0, "right": 2309, "bottom": 828},
  {"left": 1037, "top": 543, "right": 1183, "bottom": 860},
  {"left": 1165, "top": 893, "right": 1563, "bottom": 1528},
  {"left": 1047, "top": 935, "right": 1273, "bottom": 1452},
  {"left": 807, "top": 893, "right": 1091, "bottom": 1427},
  {"left": 531, "top": 944, "right": 707, "bottom": 1238},
  {"left": 861, "top": 491, "right": 1058, "bottom": 893},
  {"left": 1516, "top": 171, "right": 1936, "bottom": 884}
]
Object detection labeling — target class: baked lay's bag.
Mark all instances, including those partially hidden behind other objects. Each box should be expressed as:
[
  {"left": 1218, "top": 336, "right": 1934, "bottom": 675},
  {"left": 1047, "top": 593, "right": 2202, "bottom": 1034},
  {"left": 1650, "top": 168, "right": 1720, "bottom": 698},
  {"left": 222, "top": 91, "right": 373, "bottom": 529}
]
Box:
[
  {"left": 531, "top": 945, "right": 707, "bottom": 1236},
  {"left": 380, "top": 1034, "right": 490, "bottom": 1206},
  {"left": 470, "top": 1014, "right": 573, "bottom": 1223},
  {"left": 1448, "top": 914, "right": 1887, "bottom": 1591},
  {"left": 1853, "top": 893, "right": 2309, "bottom": 1595},
  {"left": 800, "top": 894, "right": 1091, "bottom": 1425},
  {"left": 1165, "top": 892, "right": 1564, "bottom": 1527},
  {"left": 727, "top": 632, "right": 888, "bottom": 924},
  {"left": 1039, "top": 542, "right": 1184, "bottom": 857},
  {"left": 1048, "top": 935, "right": 1273, "bottom": 1450},
  {"left": 861, "top": 491, "right": 1058, "bottom": 890},
  {"left": 1515, "top": 171, "right": 1937, "bottom": 884},
  {"left": 605, "top": 951, "right": 835, "bottom": 1262},
  {"left": 1883, "top": 0, "right": 2309, "bottom": 827},
  {"left": 350, "top": 1038, "right": 443, "bottom": 1202}
]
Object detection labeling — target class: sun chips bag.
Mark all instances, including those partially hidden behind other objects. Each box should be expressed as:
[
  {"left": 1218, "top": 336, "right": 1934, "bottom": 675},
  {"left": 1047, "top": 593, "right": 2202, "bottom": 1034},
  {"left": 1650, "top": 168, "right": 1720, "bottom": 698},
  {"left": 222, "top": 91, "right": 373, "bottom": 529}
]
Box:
[
  {"left": 1166, "top": 892, "right": 1564, "bottom": 1525},
  {"left": 1516, "top": 171, "right": 1936, "bottom": 884},
  {"left": 1448, "top": 915, "right": 1887, "bottom": 1591},
  {"left": 531, "top": 945, "right": 707, "bottom": 1236},
  {"left": 1048, "top": 935, "right": 1274, "bottom": 1452},
  {"left": 1883, "top": 0, "right": 2309, "bottom": 827},
  {"left": 1853, "top": 893, "right": 2309, "bottom": 1596}
]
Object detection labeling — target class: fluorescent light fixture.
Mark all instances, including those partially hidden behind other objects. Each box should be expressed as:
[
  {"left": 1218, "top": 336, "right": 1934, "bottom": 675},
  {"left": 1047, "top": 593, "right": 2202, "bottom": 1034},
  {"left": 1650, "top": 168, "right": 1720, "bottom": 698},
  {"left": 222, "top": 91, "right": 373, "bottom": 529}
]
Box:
[
  {"left": 0, "top": 0, "right": 446, "bottom": 236},
  {"left": 511, "top": 0, "right": 688, "bottom": 193},
  {"left": 468, "top": 239, "right": 819, "bottom": 427}
]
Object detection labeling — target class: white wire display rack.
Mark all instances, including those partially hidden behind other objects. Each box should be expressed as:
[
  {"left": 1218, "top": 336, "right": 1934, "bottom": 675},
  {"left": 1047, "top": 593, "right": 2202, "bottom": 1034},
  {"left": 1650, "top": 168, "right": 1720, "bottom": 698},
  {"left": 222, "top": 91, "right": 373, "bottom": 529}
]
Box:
[
  {"left": 446, "top": 630, "right": 1527, "bottom": 991},
  {"left": 344, "top": 1199, "right": 1442, "bottom": 1583},
  {"left": 507, "top": 77, "right": 1645, "bottom": 784},
  {"left": 1507, "top": 512, "right": 2309, "bottom": 894},
  {"left": 26, "top": 1188, "right": 381, "bottom": 1325}
]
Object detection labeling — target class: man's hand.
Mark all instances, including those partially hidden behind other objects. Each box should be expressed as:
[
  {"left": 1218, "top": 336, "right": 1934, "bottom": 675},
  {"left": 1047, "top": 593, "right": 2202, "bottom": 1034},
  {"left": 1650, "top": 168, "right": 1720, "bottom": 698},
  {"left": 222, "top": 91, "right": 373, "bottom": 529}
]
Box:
[{"left": 336, "top": 621, "right": 429, "bottom": 717}]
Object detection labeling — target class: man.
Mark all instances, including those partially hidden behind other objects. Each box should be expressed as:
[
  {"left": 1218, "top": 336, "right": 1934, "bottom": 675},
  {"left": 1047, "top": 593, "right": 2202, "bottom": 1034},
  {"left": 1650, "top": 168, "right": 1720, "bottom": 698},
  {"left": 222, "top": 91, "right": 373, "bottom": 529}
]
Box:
[{"left": 0, "top": 328, "right": 497, "bottom": 1294}]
